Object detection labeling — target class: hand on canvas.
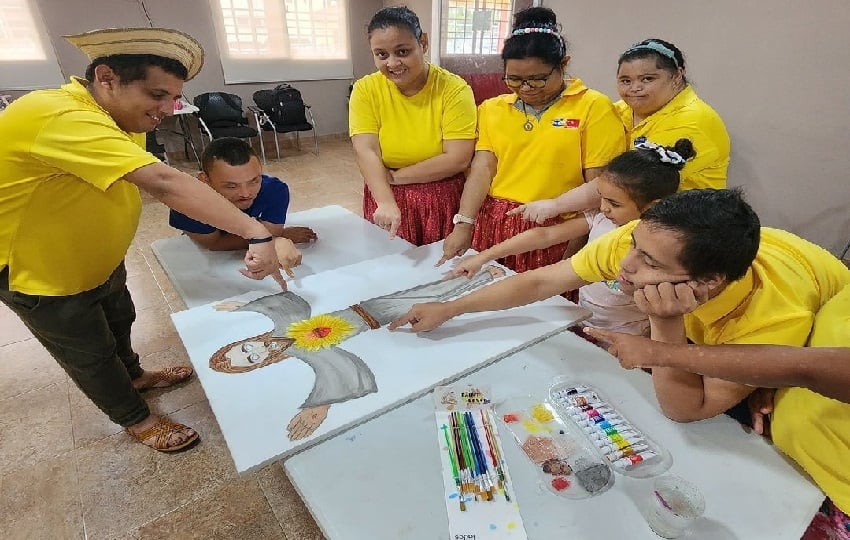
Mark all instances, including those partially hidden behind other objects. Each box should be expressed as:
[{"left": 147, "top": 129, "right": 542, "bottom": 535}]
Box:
[
  {"left": 582, "top": 328, "right": 659, "bottom": 369},
  {"left": 372, "top": 202, "right": 401, "bottom": 238},
  {"left": 283, "top": 226, "right": 318, "bottom": 245},
  {"left": 388, "top": 302, "right": 454, "bottom": 332},
  {"left": 437, "top": 228, "right": 472, "bottom": 267},
  {"left": 449, "top": 253, "right": 488, "bottom": 279},
  {"left": 506, "top": 199, "right": 559, "bottom": 224},
  {"left": 243, "top": 241, "right": 288, "bottom": 289},
  {"left": 634, "top": 281, "right": 709, "bottom": 319},
  {"left": 273, "top": 237, "right": 302, "bottom": 278},
  {"left": 213, "top": 300, "right": 246, "bottom": 312},
  {"left": 748, "top": 388, "right": 775, "bottom": 439},
  {"left": 287, "top": 404, "right": 330, "bottom": 440}
]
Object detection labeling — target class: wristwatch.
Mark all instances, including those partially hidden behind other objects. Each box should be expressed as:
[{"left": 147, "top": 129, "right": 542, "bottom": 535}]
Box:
[{"left": 452, "top": 213, "right": 475, "bottom": 226}]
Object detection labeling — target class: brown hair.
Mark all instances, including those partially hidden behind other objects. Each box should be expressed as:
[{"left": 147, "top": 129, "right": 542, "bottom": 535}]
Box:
[{"left": 209, "top": 331, "right": 295, "bottom": 373}]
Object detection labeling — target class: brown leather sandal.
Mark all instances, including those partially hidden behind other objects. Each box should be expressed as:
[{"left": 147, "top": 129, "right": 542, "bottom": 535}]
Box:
[
  {"left": 126, "top": 417, "right": 200, "bottom": 453},
  {"left": 133, "top": 366, "right": 194, "bottom": 391}
]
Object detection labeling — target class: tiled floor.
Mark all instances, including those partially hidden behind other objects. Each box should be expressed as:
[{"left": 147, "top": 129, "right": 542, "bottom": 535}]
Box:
[{"left": 0, "top": 137, "right": 364, "bottom": 539}]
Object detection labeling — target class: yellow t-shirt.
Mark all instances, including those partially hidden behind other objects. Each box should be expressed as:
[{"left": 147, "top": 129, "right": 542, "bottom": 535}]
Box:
[
  {"left": 615, "top": 85, "right": 730, "bottom": 190},
  {"left": 348, "top": 64, "right": 476, "bottom": 169},
  {"left": 571, "top": 221, "right": 850, "bottom": 345},
  {"left": 772, "top": 285, "right": 850, "bottom": 513},
  {"left": 0, "top": 77, "right": 157, "bottom": 296},
  {"left": 476, "top": 79, "right": 626, "bottom": 203}
]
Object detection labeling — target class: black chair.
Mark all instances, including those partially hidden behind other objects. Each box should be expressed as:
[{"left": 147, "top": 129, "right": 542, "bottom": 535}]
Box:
[
  {"left": 251, "top": 86, "right": 319, "bottom": 158},
  {"left": 193, "top": 92, "right": 266, "bottom": 162}
]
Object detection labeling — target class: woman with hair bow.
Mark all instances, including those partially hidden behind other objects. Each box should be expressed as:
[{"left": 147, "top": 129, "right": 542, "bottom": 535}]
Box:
[{"left": 515, "top": 38, "right": 731, "bottom": 224}]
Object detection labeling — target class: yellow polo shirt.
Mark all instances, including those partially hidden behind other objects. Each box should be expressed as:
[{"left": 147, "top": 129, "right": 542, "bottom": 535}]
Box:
[
  {"left": 772, "top": 285, "right": 850, "bottom": 513},
  {"left": 571, "top": 221, "right": 850, "bottom": 345},
  {"left": 0, "top": 77, "right": 157, "bottom": 296},
  {"left": 476, "top": 79, "right": 626, "bottom": 203},
  {"left": 615, "top": 85, "right": 730, "bottom": 190},
  {"left": 349, "top": 64, "right": 477, "bottom": 169}
]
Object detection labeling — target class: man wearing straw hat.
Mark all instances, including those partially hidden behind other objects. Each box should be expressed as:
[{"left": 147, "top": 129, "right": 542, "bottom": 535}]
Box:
[{"left": 0, "top": 27, "right": 301, "bottom": 452}]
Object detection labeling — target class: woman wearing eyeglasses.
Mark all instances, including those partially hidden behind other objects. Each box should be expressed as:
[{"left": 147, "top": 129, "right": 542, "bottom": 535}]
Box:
[
  {"left": 350, "top": 6, "right": 477, "bottom": 246},
  {"left": 438, "top": 7, "right": 625, "bottom": 272},
  {"left": 514, "top": 38, "right": 730, "bottom": 224}
]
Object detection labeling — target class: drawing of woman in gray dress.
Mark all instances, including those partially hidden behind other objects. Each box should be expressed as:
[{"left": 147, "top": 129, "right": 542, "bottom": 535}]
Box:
[{"left": 210, "top": 266, "right": 505, "bottom": 440}]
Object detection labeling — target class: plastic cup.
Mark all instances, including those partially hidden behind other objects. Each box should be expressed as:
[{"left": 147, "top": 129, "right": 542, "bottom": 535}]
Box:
[{"left": 644, "top": 475, "right": 705, "bottom": 538}]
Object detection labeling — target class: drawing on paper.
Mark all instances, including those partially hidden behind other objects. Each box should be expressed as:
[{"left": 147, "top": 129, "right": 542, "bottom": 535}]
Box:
[{"left": 208, "top": 266, "right": 506, "bottom": 440}]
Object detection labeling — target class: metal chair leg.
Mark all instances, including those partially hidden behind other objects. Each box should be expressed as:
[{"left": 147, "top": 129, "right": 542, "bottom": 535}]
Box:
[
  {"left": 258, "top": 133, "right": 267, "bottom": 164},
  {"left": 273, "top": 131, "right": 281, "bottom": 160}
]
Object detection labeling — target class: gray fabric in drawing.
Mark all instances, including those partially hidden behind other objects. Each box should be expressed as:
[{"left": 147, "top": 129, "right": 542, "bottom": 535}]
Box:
[
  {"left": 236, "top": 292, "right": 377, "bottom": 408},
  {"left": 357, "top": 271, "right": 497, "bottom": 325},
  {"left": 235, "top": 269, "right": 498, "bottom": 408}
]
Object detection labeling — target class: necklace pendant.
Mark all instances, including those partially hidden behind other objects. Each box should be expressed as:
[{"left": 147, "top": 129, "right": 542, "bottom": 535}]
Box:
[{"left": 523, "top": 120, "right": 534, "bottom": 131}]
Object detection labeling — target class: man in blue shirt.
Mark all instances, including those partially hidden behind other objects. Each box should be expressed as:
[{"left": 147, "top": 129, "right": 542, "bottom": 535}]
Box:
[{"left": 170, "top": 137, "right": 317, "bottom": 250}]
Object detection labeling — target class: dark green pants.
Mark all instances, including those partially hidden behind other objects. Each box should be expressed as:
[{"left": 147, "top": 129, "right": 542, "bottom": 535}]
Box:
[{"left": 0, "top": 263, "right": 150, "bottom": 427}]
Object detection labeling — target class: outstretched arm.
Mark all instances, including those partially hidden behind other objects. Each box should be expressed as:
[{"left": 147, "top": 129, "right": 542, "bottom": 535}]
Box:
[
  {"left": 510, "top": 176, "right": 603, "bottom": 224},
  {"left": 352, "top": 133, "right": 400, "bottom": 237},
  {"left": 585, "top": 328, "right": 850, "bottom": 404},
  {"left": 438, "top": 150, "right": 496, "bottom": 266},
  {"left": 389, "top": 259, "right": 589, "bottom": 332},
  {"left": 452, "top": 218, "right": 591, "bottom": 278}
]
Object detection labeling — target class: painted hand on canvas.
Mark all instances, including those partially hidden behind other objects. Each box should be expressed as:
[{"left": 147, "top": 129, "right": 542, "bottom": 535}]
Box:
[
  {"left": 209, "top": 266, "right": 504, "bottom": 441},
  {"left": 288, "top": 405, "right": 330, "bottom": 440}
]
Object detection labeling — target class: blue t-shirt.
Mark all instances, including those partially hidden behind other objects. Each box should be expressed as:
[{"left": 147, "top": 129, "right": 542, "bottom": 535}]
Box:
[{"left": 169, "top": 174, "right": 290, "bottom": 234}]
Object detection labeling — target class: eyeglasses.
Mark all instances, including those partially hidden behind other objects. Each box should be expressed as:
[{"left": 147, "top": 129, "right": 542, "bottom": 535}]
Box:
[{"left": 503, "top": 66, "right": 559, "bottom": 89}]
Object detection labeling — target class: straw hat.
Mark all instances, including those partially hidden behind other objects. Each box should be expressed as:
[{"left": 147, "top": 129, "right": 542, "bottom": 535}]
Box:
[{"left": 64, "top": 27, "right": 204, "bottom": 80}]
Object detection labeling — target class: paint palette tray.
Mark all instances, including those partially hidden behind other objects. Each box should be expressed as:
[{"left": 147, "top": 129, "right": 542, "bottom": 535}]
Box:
[
  {"left": 548, "top": 378, "right": 672, "bottom": 479},
  {"left": 497, "top": 395, "right": 614, "bottom": 499}
]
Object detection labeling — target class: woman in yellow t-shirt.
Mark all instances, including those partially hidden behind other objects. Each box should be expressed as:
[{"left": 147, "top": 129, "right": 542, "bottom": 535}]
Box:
[
  {"left": 439, "top": 7, "right": 626, "bottom": 272},
  {"left": 515, "top": 38, "right": 730, "bottom": 224},
  {"left": 349, "top": 6, "right": 477, "bottom": 246}
]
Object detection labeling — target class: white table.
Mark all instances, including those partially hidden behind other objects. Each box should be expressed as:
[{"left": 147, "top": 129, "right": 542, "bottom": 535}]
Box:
[
  {"left": 152, "top": 205, "right": 412, "bottom": 308},
  {"left": 285, "top": 331, "right": 823, "bottom": 540}
]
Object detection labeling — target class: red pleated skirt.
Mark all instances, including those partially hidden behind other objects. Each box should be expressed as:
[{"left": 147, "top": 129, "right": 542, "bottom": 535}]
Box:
[
  {"left": 471, "top": 195, "right": 569, "bottom": 273},
  {"left": 363, "top": 173, "right": 465, "bottom": 246}
]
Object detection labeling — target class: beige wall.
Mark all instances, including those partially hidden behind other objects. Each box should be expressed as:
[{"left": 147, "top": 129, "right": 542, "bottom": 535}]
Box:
[
  {"left": 12, "top": 0, "right": 849, "bottom": 252},
  {"left": 30, "top": 0, "right": 383, "bottom": 138},
  {"left": 548, "top": 0, "right": 850, "bottom": 254}
]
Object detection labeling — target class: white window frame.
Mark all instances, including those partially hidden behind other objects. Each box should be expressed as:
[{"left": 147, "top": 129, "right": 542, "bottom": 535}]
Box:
[
  {"left": 438, "top": 0, "right": 514, "bottom": 58},
  {"left": 0, "top": 0, "right": 64, "bottom": 90},
  {"left": 209, "top": 0, "right": 353, "bottom": 84}
]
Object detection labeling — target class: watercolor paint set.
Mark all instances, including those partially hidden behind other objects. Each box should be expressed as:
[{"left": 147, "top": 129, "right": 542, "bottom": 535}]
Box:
[
  {"left": 433, "top": 385, "right": 528, "bottom": 539},
  {"left": 547, "top": 378, "right": 671, "bottom": 479},
  {"left": 497, "top": 378, "right": 671, "bottom": 499},
  {"left": 498, "top": 394, "right": 615, "bottom": 499}
]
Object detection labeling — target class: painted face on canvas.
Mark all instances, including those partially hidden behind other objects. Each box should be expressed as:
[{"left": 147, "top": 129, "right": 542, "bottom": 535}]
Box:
[
  {"left": 100, "top": 65, "right": 184, "bottom": 133},
  {"left": 225, "top": 340, "right": 271, "bottom": 368},
  {"left": 616, "top": 57, "right": 683, "bottom": 120},
  {"left": 202, "top": 156, "right": 263, "bottom": 210},
  {"left": 369, "top": 25, "right": 428, "bottom": 95},
  {"left": 597, "top": 174, "right": 643, "bottom": 227},
  {"left": 616, "top": 221, "right": 692, "bottom": 295}
]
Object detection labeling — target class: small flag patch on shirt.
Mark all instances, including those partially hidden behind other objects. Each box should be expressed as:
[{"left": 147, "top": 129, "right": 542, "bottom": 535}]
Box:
[{"left": 551, "top": 118, "right": 581, "bottom": 128}]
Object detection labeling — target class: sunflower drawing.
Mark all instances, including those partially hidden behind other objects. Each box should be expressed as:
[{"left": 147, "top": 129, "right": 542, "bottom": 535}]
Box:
[{"left": 286, "top": 314, "right": 356, "bottom": 351}]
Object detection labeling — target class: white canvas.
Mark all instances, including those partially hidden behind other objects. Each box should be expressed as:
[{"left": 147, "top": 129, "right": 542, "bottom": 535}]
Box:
[
  {"left": 171, "top": 243, "right": 590, "bottom": 472},
  {"left": 152, "top": 205, "right": 412, "bottom": 308}
]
